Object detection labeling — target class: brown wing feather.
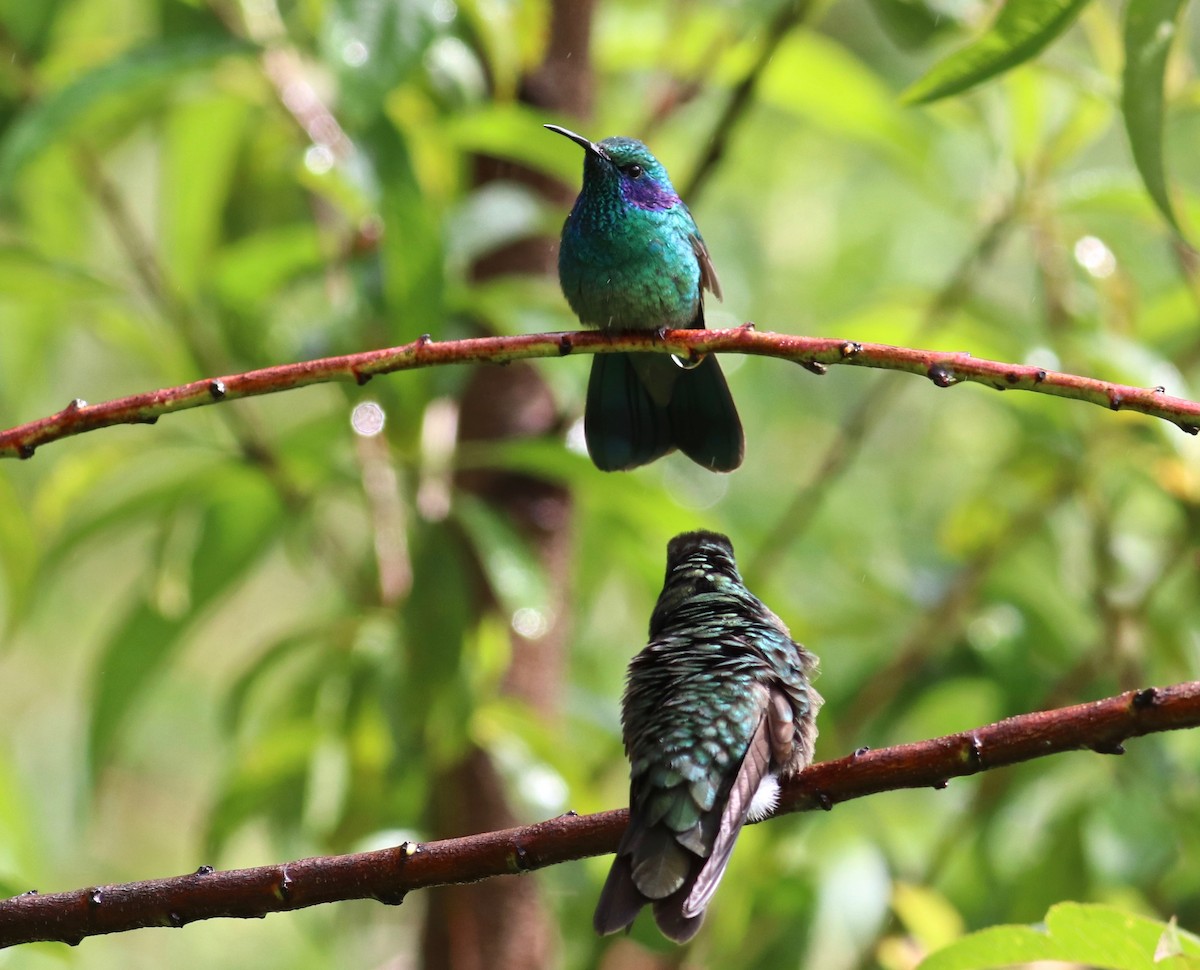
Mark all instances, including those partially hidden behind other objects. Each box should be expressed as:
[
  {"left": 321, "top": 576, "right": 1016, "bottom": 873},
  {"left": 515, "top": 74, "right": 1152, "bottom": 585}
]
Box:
[
  {"left": 690, "top": 232, "right": 723, "bottom": 303},
  {"left": 680, "top": 704, "right": 772, "bottom": 919}
]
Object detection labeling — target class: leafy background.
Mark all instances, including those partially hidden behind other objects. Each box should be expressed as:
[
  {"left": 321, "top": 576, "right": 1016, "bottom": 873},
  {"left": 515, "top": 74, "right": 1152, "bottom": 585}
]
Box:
[{"left": 1, "top": 0, "right": 1200, "bottom": 967}]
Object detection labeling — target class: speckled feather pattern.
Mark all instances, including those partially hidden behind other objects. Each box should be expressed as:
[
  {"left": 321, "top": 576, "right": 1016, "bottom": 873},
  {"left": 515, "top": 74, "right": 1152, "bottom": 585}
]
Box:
[{"left": 594, "top": 530, "right": 821, "bottom": 941}]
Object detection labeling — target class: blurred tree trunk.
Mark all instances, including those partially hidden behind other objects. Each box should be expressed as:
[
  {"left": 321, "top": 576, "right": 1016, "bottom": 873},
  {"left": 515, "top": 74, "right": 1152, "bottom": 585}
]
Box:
[{"left": 418, "top": 1, "right": 595, "bottom": 968}]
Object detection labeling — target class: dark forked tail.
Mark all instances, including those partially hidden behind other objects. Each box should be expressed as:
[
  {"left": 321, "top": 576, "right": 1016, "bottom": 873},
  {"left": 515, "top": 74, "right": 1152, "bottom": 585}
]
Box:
[{"left": 584, "top": 352, "right": 744, "bottom": 472}]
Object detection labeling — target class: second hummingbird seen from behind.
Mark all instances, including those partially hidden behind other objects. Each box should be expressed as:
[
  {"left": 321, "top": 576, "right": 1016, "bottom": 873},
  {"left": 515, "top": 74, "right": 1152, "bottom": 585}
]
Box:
[
  {"left": 546, "top": 125, "right": 744, "bottom": 473},
  {"left": 593, "top": 530, "right": 821, "bottom": 942}
]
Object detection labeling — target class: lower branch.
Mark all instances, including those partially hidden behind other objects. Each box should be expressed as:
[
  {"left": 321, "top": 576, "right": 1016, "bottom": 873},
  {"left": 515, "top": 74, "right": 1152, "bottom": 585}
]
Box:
[
  {"left": 2, "top": 328, "right": 1198, "bottom": 459},
  {"left": 2, "top": 682, "right": 1197, "bottom": 948}
]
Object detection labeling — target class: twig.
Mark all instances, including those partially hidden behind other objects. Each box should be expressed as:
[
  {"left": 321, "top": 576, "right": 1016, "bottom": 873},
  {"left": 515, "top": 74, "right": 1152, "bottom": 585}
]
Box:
[
  {"left": 682, "top": 0, "right": 814, "bottom": 201},
  {"left": 2, "top": 328, "right": 1198, "bottom": 460},
  {"left": 0, "top": 682, "right": 1195, "bottom": 948}
]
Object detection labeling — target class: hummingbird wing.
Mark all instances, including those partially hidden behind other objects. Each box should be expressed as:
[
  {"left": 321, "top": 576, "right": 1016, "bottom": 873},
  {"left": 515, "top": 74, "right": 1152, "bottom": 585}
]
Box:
[
  {"left": 689, "top": 230, "right": 723, "bottom": 302},
  {"left": 679, "top": 688, "right": 784, "bottom": 920}
]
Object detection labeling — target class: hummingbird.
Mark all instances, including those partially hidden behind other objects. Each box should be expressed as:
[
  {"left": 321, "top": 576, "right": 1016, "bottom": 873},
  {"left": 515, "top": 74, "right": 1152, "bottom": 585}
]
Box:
[
  {"left": 594, "top": 530, "right": 821, "bottom": 942},
  {"left": 545, "top": 124, "right": 744, "bottom": 473}
]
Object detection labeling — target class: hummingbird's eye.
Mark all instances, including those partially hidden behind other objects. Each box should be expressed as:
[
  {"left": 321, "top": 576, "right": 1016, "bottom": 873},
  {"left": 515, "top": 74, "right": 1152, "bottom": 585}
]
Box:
[{"left": 626, "top": 164, "right": 644, "bottom": 179}]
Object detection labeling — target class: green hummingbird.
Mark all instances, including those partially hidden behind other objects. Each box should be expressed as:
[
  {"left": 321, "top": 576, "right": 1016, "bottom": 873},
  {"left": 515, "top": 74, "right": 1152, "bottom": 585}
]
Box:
[
  {"left": 545, "top": 124, "right": 744, "bottom": 473},
  {"left": 594, "top": 530, "right": 821, "bottom": 942}
]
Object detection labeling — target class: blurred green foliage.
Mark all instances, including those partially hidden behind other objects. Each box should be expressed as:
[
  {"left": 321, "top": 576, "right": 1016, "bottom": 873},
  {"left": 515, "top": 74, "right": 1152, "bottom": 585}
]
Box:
[{"left": 1, "top": 0, "right": 1200, "bottom": 968}]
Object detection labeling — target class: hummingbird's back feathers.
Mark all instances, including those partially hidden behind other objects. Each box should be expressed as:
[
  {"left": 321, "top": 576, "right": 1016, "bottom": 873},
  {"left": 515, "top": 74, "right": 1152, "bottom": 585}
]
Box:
[
  {"left": 594, "top": 531, "right": 822, "bottom": 942},
  {"left": 546, "top": 124, "right": 744, "bottom": 472}
]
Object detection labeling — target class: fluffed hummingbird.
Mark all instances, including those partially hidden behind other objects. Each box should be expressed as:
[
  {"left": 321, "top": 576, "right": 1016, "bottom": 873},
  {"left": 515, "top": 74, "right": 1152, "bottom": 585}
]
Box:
[
  {"left": 594, "top": 530, "right": 821, "bottom": 942},
  {"left": 545, "top": 124, "right": 744, "bottom": 473}
]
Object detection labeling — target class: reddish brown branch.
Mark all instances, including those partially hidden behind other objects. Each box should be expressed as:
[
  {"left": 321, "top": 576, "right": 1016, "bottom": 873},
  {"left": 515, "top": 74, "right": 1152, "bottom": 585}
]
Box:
[
  {"left": 2, "top": 328, "right": 1198, "bottom": 460},
  {"left": 1, "top": 682, "right": 1197, "bottom": 948}
]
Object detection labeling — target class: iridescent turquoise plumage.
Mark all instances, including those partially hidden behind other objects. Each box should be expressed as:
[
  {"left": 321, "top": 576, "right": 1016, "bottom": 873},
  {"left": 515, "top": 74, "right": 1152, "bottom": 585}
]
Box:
[
  {"left": 594, "top": 531, "right": 821, "bottom": 942},
  {"left": 546, "top": 125, "right": 744, "bottom": 472}
]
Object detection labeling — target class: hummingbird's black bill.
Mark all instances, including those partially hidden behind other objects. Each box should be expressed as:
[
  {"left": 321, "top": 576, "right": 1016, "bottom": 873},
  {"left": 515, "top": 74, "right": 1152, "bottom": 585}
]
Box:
[{"left": 544, "top": 123, "right": 605, "bottom": 158}]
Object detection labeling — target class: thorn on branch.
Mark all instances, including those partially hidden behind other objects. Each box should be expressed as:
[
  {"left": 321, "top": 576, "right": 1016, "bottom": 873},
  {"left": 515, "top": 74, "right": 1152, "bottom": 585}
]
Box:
[
  {"left": 1089, "top": 740, "right": 1126, "bottom": 755},
  {"left": 932, "top": 780, "right": 949, "bottom": 790},
  {"left": 1178, "top": 423, "right": 1200, "bottom": 436},
  {"left": 800, "top": 360, "right": 828, "bottom": 376}
]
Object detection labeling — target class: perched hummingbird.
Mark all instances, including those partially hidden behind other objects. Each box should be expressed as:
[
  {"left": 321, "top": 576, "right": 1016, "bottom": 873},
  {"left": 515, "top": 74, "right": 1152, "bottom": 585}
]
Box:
[
  {"left": 545, "top": 124, "right": 744, "bottom": 473},
  {"left": 594, "top": 530, "right": 821, "bottom": 942}
]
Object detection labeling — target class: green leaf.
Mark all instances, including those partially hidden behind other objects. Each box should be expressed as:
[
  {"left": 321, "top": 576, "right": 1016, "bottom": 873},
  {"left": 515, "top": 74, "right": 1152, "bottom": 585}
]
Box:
[
  {"left": 1121, "top": 0, "right": 1187, "bottom": 235},
  {"left": 0, "top": 34, "right": 255, "bottom": 192},
  {"left": 919, "top": 902, "right": 1200, "bottom": 970},
  {"left": 902, "top": 0, "right": 1095, "bottom": 104},
  {"left": 866, "top": 0, "right": 958, "bottom": 50}
]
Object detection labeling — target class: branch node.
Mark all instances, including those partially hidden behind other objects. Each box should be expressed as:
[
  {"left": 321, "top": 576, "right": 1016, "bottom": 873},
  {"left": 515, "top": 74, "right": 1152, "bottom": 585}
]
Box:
[
  {"left": 816, "top": 791, "right": 833, "bottom": 812},
  {"left": 511, "top": 844, "right": 531, "bottom": 872},
  {"left": 1132, "top": 687, "right": 1159, "bottom": 709},
  {"left": 353, "top": 370, "right": 373, "bottom": 386},
  {"left": 1035, "top": 369, "right": 1048, "bottom": 383},
  {"left": 1090, "top": 740, "right": 1126, "bottom": 755},
  {"left": 853, "top": 746, "right": 870, "bottom": 758},
  {"left": 1006, "top": 371, "right": 1021, "bottom": 384},
  {"left": 374, "top": 889, "right": 407, "bottom": 907},
  {"left": 928, "top": 364, "right": 957, "bottom": 387},
  {"left": 800, "top": 360, "right": 828, "bottom": 376},
  {"left": 88, "top": 888, "right": 103, "bottom": 907},
  {"left": 167, "top": 912, "right": 184, "bottom": 928},
  {"left": 274, "top": 867, "right": 293, "bottom": 903},
  {"left": 18, "top": 444, "right": 35, "bottom": 460},
  {"left": 65, "top": 398, "right": 87, "bottom": 413},
  {"left": 1177, "top": 423, "right": 1200, "bottom": 436},
  {"left": 195, "top": 865, "right": 215, "bottom": 876},
  {"left": 1154, "top": 385, "right": 1166, "bottom": 394},
  {"left": 840, "top": 341, "right": 862, "bottom": 358},
  {"left": 417, "top": 334, "right": 432, "bottom": 347},
  {"left": 967, "top": 733, "right": 985, "bottom": 768},
  {"left": 738, "top": 321, "right": 756, "bottom": 332},
  {"left": 932, "top": 780, "right": 949, "bottom": 790},
  {"left": 208, "top": 380, "right": 227, "bottom": 400},
  {"left": 18, "top": 890, "right": 38, "bottom": 897},
  {"left": 558, "top": 335, "right": 573, "bottom": 356},
  {"left": 1109, "top": 393, "right": 1124, "bottom": 411}
]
